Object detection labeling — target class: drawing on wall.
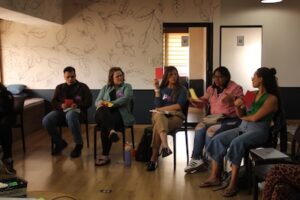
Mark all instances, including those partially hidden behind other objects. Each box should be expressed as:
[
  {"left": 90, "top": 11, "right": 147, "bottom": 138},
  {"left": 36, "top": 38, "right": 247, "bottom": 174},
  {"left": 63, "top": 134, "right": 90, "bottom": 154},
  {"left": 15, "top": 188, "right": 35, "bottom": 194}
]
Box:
[
  {"left": 1, "top": 0, "right": 220, "bottom": 89},
  {"left": 172, "top": 0, "right": 185, "bottom": 16}
]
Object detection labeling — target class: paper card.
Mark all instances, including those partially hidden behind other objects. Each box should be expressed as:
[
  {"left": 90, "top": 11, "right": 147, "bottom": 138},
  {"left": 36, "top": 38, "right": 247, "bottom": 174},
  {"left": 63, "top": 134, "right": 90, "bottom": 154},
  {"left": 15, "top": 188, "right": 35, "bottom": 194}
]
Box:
[
  {"left": 64, "top": 99, "right": 74, "bottom": 107},
  {"left": 155, "top": 67, "right": 163, "bottom": 79},
  {"left": 189, "top": 88, "right": 198, "bottom": 100},
  {"left": 243, "top": 90, "right": 256, "bottom": 108}
]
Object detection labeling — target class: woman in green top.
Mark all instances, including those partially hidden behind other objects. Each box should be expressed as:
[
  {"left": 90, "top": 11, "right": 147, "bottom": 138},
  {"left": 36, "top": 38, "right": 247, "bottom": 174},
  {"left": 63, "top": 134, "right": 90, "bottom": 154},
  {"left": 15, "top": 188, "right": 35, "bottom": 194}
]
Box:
[
  {"left": 94, "top": 67, "right": 134, "bottom": 166},
  {"left": 199, "top": 67, "right": 280, "bottom": 197}
]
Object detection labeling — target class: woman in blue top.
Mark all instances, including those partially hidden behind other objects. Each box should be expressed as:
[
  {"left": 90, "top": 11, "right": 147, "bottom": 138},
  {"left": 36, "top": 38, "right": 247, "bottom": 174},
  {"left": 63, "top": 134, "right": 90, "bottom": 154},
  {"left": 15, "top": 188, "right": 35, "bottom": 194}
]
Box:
[
  {"left": 200, "top": 67, "right": 280, "bottom": 197},
  {"left": 147, "top": 66, "right": 188, "bottom": 171},
  {"left": 94, "top": 67, "right": 135, "bottom": 166}
]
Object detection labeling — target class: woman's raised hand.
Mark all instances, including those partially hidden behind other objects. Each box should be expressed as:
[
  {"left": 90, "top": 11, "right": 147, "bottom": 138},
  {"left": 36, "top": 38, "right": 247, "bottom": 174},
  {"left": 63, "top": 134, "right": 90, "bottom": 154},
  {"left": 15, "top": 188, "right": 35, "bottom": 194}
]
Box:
[{"left": 154, "top": 78, "right": 159, "bottom": 90}]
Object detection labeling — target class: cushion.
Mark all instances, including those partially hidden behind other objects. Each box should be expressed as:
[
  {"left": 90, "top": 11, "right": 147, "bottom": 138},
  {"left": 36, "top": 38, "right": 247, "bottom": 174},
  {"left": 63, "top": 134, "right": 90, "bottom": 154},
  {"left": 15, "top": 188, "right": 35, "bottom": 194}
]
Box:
[{"left": 6, "top": 84, "right": 26, "bottom": 95}]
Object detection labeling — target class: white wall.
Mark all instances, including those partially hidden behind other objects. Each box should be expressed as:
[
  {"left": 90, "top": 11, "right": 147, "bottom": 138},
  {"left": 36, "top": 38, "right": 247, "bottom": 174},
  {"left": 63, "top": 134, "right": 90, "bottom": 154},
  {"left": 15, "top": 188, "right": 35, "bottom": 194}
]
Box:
[
  {"left": 1, "top": 0, "right": 220, "bottom": 89},
  {"left": 219, "top": 0, "right": 300, "bottom": 87}
]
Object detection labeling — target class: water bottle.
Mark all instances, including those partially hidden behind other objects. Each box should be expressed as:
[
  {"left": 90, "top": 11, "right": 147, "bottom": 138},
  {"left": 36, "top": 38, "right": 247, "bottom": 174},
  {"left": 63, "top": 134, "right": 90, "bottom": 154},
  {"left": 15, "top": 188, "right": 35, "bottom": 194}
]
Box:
[{"left": 124, "top": 142, "right": 132, "bottom": 166}]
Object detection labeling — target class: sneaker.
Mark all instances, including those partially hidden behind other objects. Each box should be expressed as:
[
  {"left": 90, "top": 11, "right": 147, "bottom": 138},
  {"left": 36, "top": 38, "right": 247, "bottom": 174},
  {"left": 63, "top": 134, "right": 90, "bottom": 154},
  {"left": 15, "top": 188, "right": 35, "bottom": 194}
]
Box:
[
  {"left": 70, "top": 144, "right": 83, "bottom": 158},
  {"left": 184, "top": 158, "right": 205, "bottom": 173},
  {"left": 52, "top": 140, "right": 68, "bottom": 156}
]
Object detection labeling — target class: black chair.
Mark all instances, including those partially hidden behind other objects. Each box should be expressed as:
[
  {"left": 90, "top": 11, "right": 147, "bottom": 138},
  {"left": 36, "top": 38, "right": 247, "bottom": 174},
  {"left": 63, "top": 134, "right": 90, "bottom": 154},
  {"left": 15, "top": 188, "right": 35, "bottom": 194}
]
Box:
[
  {"left": 249, "top": 125, "right": 300, "bottom": 200},
  {"left": 93, "top": 100, "right": 135, "bottom": 160},
  {"left": 12, "top": 96, "right": 26, "bottom": 153},
  {"left": 51, "top": 110, "right": 89, "bottom": 153},
  {"left": 167, "top": 100, "right": 190, "bottom": 170},
  {"left": 245, "top": 110, "right": 290, "bottom": 198}
]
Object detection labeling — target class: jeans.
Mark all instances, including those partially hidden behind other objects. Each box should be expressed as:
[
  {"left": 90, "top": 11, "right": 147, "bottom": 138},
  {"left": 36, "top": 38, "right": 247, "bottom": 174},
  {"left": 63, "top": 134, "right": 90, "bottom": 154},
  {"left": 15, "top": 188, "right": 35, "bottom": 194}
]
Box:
[
  {"left": 42, "top": 110, "right": 83, "bottom": 145},
  {"left": 191, "top": 117, "right": 242, "bottom": 160},
  {"left": 207, "top": 120, "right": 270, "bottom": 166},
  {"left": 191, "top": 127, "right": 207, "bottom": 159}
]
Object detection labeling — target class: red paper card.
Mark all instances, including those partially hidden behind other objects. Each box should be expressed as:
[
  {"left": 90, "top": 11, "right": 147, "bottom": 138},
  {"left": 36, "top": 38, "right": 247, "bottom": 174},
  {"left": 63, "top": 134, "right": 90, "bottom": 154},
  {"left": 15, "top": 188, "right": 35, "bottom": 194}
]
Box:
[
  {"left": 243, "top": 91, "right": 256, "bottom": 108},
  {"left": 155, "top": 67, "right": 163, "bottom": 79},
  {"left": 64, "top": 99, "right": 74, "bottom": 107}
]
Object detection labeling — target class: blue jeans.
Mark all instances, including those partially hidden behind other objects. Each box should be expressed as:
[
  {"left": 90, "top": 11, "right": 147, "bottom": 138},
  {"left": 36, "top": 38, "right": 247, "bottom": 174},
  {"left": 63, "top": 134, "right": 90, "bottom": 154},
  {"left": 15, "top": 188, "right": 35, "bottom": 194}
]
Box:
[
  {"left": 42, "top": 110, "right": 83, "bottom": 145},
  {"left": 191, "top": 118, "right": 242, "bottom": 159},
  {"left": 207, "top": 120, "right": 270, "bottom": 166},
  {"left": 191, "top": 126, "right": 207, "bottom": 159}
]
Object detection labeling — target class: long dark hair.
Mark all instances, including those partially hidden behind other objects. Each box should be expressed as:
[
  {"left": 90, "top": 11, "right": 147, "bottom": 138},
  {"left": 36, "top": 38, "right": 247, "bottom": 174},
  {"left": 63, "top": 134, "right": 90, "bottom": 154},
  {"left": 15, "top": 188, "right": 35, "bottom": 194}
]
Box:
[
  {"left": 212, "top": 66, "right": 231, "bottom": 89},
  {"left": 255, "top": 67, "right": 281, "bottom": 108},
  {"left": 107, "top": 67, "right": 125, "bottom": 86},
  {"left": 160, "top": 66, "right": 182, "bottom": 101}
]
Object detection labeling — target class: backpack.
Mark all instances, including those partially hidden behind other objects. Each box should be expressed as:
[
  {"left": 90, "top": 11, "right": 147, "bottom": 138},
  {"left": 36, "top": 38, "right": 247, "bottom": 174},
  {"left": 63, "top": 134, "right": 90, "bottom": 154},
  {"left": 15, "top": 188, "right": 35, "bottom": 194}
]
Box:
[{"left": 135, "top": 126, "right": 153, "bottom": 162}]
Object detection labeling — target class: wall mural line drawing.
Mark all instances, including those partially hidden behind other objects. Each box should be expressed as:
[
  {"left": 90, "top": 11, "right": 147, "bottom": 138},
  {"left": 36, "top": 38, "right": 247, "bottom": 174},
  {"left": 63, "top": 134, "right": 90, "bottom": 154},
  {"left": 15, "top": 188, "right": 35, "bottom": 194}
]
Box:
[{"left": 1, "top": 0, "right": 219, "bottom": 89}]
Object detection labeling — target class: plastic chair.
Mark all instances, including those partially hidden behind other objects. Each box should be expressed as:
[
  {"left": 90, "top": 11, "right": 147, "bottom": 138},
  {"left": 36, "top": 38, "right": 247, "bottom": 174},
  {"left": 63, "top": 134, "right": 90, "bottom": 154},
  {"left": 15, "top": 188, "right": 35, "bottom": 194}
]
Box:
[{"left": 12, "top": 96, "right": 26, "bottom": 153}]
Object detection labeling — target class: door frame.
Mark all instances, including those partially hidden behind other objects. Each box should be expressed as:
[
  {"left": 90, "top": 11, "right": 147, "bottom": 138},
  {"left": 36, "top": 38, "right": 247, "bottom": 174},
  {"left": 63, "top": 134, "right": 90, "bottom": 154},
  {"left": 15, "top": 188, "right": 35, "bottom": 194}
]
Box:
[{"left": 163, "top": 23, "right": 214, "bottom": 87}]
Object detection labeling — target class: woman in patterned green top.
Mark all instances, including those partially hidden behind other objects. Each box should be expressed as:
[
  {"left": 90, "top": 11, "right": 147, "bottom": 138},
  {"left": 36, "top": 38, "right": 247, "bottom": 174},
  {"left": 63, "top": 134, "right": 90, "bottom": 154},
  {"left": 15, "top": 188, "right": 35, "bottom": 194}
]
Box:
[{"left": 199, "top": 67, "right": 280, "bottom": 197}]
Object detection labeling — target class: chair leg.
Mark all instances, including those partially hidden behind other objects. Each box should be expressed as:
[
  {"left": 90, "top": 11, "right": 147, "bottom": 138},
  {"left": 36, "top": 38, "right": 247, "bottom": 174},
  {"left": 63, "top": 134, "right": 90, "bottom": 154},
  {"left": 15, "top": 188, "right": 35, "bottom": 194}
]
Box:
[
  {"left": 86, "top": 122, "right": 89, "bottom": 148},
  {"left": 173, "top": 135, "right": 176, "bottom": 171},
  {"left": 20, "top": 122, "right": 26, "bottom": 153},
  {"left": 94, "top": 127, "right": 97, "bottom": 160},
  {"left": 131, "top": 127, "right": 135, "bottom": 149},
  {"left": 122, "top": 130, "right": 126, "bottom": 161},
  {"left": 185, "top": 130, "right": 189, "bottom": 164},
  {"left": 253, "top": 176, "right": 259, "bottom": 200}
]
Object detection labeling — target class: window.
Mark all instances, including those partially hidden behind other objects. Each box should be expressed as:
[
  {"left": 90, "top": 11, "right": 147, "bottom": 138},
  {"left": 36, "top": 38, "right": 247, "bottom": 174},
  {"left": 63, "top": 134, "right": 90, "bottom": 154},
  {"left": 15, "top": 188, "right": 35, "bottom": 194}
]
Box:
[{"left": 163, "top": 33, "right": 189, "bottom": 77}]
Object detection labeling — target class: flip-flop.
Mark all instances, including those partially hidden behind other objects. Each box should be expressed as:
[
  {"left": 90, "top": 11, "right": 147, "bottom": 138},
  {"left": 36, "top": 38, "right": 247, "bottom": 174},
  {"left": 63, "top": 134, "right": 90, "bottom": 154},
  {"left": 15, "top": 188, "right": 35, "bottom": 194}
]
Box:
[
  {"left": 222, "top": 187, "right": 238, "bottom": 197},
  {"left": 199, "top": 180, "right": 221, "bottom": 188},
  {"left": 95, "top": 158, "right": 111, "bottom": 166}
]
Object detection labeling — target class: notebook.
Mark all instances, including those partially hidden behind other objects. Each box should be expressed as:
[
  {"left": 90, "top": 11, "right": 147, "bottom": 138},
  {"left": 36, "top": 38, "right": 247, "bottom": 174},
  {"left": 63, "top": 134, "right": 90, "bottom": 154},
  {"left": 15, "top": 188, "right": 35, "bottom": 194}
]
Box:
[{"left": 250, "top": 148, "right": 289, "bottom": 160}]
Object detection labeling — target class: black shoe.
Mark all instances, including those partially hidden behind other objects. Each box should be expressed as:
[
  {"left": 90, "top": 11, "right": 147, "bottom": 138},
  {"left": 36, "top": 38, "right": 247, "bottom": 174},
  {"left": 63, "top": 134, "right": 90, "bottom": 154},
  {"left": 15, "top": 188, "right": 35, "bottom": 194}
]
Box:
[
  {"left": 70, "top": 144, "right": 83, "bottom": 158},
  {"left": 147, "top": 161, "right": 158, "bottom": 171},
  {"left": 161, "top": 148, "right": 172, "bottom": 158},
  {"left": 52, "top": 140, "right": 68, "bottom": 155},
  {"left": 109, "top": 131, "right": 120, "bottom": 143}
]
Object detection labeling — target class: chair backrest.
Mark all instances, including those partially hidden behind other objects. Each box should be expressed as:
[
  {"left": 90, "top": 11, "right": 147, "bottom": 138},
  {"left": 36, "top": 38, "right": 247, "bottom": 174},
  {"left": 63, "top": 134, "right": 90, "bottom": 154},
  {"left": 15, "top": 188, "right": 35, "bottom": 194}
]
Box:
[
  {"left": 182, "top": 100, "right": 189, "bottom": 119},
  {"left": 13, "top": 96, "right": 25, "bottom": 115},
  {"left": 267, "top": 109, "right": 287, "bottom": 152},
  {"left": 130, "top": 99, "right": 134, "bottom": 113},
  {"left": 291, "top": 125, "right": 300, "bottom": 161},
  {"left": 13, "top": 96, "right": 25, "bottom": 126}
]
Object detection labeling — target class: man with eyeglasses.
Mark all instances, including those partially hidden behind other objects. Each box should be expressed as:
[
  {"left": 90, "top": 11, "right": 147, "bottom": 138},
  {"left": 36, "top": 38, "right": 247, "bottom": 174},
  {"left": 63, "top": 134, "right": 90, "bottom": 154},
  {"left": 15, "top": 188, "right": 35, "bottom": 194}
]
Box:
[{"left": 43, "top": 66, "right": 92, "bottom": 158}]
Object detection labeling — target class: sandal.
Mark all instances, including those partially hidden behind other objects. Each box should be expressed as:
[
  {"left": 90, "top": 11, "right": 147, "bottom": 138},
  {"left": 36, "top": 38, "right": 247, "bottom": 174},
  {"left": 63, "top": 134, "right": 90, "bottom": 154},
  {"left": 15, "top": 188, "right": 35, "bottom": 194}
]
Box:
[
  {"left": 95, "top": 158, "right": 111, "bottom": 166},
  {"left": 199, "top": 180, "right": 221, "bottom": 188},
  {"left": 222, "top": 187, "right": 238, "bottom": 197}
]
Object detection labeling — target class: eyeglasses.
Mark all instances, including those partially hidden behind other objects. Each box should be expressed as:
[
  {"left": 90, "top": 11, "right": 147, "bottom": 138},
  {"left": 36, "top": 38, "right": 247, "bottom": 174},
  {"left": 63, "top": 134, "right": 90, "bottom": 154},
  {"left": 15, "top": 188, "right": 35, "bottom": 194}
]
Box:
[{"left": 213, "top": 75, "right": 224, "bottom": 79}]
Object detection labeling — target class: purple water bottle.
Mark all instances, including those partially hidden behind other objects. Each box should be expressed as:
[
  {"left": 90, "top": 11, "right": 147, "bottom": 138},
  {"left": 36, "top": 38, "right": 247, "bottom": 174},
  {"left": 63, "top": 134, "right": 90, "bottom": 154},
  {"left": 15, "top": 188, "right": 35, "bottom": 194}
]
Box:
[{"left": 124, "top": 143, "right": 132, "bottom": 166}]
